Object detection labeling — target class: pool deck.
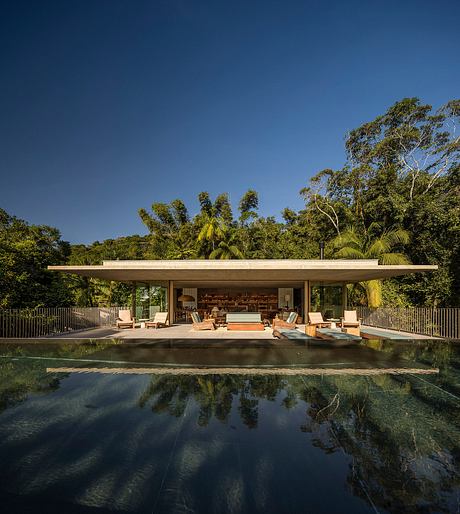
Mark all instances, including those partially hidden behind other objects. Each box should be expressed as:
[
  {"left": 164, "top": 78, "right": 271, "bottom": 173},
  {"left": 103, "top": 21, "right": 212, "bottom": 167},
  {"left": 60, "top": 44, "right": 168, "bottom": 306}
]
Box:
[{"left": 43, "top": 323, "right": 440, "bottom": 340}]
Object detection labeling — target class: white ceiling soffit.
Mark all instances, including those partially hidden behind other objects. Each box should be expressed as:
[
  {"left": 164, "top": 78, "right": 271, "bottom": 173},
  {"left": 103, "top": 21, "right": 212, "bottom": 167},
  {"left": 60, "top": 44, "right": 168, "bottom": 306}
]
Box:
[{"left": 48, "top": 259, "right": 437, "bottom": 284}]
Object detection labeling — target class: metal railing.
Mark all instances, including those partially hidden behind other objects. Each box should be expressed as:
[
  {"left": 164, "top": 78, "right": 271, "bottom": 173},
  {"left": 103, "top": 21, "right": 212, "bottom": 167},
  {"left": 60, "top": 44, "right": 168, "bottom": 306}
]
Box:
[
  {"left": 356, "top": 307, "right": 460, "bottom": 339},
  {"left": 0, "top": 307, "right": 125, "bottom": 338},
  {"left": 1, "top": 305, "right": 459, "bottom": 339}
]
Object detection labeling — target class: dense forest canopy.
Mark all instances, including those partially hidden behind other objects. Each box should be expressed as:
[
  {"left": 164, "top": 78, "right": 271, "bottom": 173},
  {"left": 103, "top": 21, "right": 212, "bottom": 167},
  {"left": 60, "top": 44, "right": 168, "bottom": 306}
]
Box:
[{"left": 1, "top": 98, "right": 459, "bottom": 308}]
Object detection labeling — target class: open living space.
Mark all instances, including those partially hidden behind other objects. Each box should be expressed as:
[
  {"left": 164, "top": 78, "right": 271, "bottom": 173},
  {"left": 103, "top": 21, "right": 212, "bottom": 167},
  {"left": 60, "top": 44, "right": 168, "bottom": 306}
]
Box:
[{"left": 47, "top": 258, "right": 438, "bottom": 341}]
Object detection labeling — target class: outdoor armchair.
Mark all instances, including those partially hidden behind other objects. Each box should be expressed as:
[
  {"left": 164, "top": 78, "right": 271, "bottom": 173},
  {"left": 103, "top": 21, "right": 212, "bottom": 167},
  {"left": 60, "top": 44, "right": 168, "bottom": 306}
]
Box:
[
  {"left": 308, "top": 312, "right": 332, "bottom": 328},
  {"left": 116, "top": 309, "right": 135, "bottom": 329},
  {"left": 145, "top": 312, "right": 169, "bottom": 329},
  {"left": 340, "top": 310, "right": 361, "bottom": 328},
  {"left": 272, "top": 311, "right": 299, "bottom": 330},
  {"left": 191, "top": 312, "right": 216, "bottom": 330}
]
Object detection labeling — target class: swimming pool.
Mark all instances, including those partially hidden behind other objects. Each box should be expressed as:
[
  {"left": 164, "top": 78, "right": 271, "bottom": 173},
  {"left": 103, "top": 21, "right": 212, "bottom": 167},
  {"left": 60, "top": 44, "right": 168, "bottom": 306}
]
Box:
[{"left": 0, "top": 339, "right": 458, "bottom": 513}]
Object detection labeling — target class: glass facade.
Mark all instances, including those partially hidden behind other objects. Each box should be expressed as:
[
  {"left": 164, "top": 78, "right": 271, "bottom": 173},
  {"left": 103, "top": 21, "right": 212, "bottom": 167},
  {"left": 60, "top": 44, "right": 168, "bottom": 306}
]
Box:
[
  {"left": 134, "top": 285, "right": 167, "bottom": 319},
  {"left": 310, "top": 283, "right": 344, "bottom": 319}
]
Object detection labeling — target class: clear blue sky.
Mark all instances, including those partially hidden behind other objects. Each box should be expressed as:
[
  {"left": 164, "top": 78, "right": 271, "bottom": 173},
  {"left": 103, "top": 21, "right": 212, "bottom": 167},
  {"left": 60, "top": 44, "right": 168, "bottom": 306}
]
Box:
[{"left": 1, "top": 0, "right": 459, "bottom": 244}]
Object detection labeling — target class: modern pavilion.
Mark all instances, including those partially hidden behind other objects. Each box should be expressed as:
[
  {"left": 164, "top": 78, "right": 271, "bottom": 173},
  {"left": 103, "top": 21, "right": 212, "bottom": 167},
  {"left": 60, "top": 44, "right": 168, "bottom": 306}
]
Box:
[{"left": 49, "top": 259, "right": 437, "bottom": 324}]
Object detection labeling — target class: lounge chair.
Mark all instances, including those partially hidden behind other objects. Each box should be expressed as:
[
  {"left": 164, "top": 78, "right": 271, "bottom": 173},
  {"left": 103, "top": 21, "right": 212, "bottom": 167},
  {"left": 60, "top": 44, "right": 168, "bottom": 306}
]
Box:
[
  {"left": 272, "top": 312, "right": 299, "bottom": 330},
  {"left": 316, "top": 327, "right": 361, "bottom": 342},
  {"left": 273, "top": 328, "right": 313, "bottom": 340},
  {"left": 145, "top": 312, "right": 168, "bottom": 329},
  {"left": 308, "top": 312, "right": 332, "bottom": 327},
  {"left": 339, "top": 310, "right": 361, "bottom": 336},
  {"left": 191, "top": 312, "right": 216, "bottom": 330},
  {"left": 306, "top": 312, "right": 332, "bottom": 336},
  {"left": 340, "top": 310, "right": 361, "bottom": 328},
  {"left": 116, "top": 309, "right": 135, "bottom": 329}
]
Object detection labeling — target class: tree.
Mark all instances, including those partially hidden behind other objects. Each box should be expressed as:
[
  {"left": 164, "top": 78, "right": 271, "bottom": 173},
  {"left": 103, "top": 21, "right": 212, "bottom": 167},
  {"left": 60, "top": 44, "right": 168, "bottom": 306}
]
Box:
[
  {"left": 302, "top": 97, "right": 460, "bottom": 306},
  {"left": 346, "top": 97, "right": 460, "bottom": 202},
  {"left": 197, "top": 214, "right": 226, "bottom": 255},
  {"left": 0, "top": 209, "right": 72, "bottom": 308},
  {"left": 209, "top": 230, "right": 244, "bottom": 259},
  {"left": 329, "top": 225, "right": 410, "bottom": 307},
  {"left": 198, "top": 191, "right": 213, "bottom": 216},
  {"left": 214, "top": 193, "right": 234, "bottom": 225},
  {"left": 139, "top": 199, "right": 194, "bottom": 259},
  {"left": 300, "top": 170, "right": 346, "bottom": 235},
  {"left": 238, "top": 189, "right": 259, "bottom": 225}
]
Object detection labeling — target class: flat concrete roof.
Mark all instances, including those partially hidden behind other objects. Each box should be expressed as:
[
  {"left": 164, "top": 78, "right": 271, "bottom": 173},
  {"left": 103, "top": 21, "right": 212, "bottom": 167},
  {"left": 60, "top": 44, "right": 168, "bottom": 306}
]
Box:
[{"left": 48, "top": 259, "right": 437, "bottom": 284}]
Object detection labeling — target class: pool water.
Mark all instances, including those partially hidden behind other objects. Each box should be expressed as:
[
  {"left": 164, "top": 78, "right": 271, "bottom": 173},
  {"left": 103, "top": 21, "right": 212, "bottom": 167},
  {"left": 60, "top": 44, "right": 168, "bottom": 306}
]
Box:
[{"left": 0, "top": 339, "right": 459, "bottom": 513}]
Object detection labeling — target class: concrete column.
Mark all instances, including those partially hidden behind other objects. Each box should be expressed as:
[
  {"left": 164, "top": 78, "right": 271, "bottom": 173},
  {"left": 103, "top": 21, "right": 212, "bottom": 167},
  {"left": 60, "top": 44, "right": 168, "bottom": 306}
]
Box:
[
  {"left": 342, "top": 283, "right": 348, "bottom": 312},
  {"left": 168, "top": 280, "right": 175, "bottom": 326},
  {"left": 304, "top": 281, "right": 310, "bottom": 323},
  {"left": 131, "top": 282, "right": 137, "bottom": 318}
]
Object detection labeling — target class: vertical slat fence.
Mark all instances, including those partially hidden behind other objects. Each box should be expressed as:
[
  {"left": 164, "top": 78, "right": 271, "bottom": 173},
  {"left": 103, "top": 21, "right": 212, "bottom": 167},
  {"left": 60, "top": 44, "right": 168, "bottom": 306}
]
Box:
[
  {"left": 356, "top": 307, "right": 460, "bottom": 339},
  {"left": 0, "top": 307, "right": 128, "bottom": 338}
]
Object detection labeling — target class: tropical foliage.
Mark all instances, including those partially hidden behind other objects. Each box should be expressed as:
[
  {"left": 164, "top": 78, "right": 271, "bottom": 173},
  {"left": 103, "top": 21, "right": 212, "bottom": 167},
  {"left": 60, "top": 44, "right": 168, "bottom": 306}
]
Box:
[
  {"left": 0, "top": 97, "right": 458, "bottom": 308},
  {"left": 0, "top": 208, "right": 72, "bottom": 308},
  {"left": 328, "top": 226, "right": 411, "bottom": 307}
]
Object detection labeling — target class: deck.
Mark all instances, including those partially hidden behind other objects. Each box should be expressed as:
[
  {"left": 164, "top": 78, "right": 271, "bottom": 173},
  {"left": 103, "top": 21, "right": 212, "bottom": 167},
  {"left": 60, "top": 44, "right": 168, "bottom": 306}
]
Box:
[{"left": 44, "top": 323, "right": 438, "bottom": 340}]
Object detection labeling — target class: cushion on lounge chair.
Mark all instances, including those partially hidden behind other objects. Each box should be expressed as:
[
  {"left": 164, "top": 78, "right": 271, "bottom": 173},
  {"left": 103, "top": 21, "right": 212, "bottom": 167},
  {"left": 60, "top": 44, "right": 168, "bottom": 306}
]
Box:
[
  {"left": 360, "top": 326, "right": 413, "bottom": 340},
  {"left": 286, "top": 312, "right": 298, "bottom": 324},
  {"left": 191, "top": 312, "right": 201, "bottom": 323},
  {"left": 316, "top": 328, "right": 361, "bottom": 341},
  {"left": 276, "top": 329, "right": 312, "bottom": 340}
]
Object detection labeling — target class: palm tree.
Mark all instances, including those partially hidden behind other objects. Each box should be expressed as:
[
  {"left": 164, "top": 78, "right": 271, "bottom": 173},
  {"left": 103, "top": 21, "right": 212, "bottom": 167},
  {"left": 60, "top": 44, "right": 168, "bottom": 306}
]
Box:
[
  {"left": 197, "top": 214, "right": 226, "bottom": 251},
  {"left": 209, "top": 231, "right": 244, "bottom": 259},
  {"left": 329, "top": 225, "right": 410, "bottom": 307}
]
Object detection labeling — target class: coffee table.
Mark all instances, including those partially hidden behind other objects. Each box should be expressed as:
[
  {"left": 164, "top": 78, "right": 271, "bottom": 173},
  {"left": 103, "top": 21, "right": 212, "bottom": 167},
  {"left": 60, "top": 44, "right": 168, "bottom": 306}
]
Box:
[
  {"left": 326, "top": 318, "right": 341, "bottom": 329},
  {"left": 138, "top": 318, "right": 150, "bottom": 329}
]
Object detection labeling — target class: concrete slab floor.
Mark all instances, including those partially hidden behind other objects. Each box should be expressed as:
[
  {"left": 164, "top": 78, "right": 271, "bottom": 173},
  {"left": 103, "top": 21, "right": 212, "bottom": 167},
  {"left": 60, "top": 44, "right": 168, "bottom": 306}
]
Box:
[
  {"left": 45, "top": 323, "right": 278, "bottom": 339},
  {"left": 41, "top": 323, "right": 439, "bottom": 340}
]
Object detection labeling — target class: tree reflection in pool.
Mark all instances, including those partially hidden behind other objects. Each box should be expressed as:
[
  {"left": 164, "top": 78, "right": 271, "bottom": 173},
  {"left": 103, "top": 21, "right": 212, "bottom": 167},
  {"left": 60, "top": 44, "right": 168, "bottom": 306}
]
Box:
[{"left": 0, "top": 339, "right": 458, "bottom": 513}]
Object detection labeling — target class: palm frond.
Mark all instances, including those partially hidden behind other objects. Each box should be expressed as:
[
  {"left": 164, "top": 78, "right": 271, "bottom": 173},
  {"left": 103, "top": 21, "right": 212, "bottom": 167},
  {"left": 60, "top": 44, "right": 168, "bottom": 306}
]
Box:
[
  {"left": 382, "top": 228, "right": 410, "bottom": 247},
  {"left": 329, "top": 227, "right": 361, "bottom": 250},
  {"left": 209, "top": 247, "right": 221, "bottom": 259},
  {"left": 229, "top": 245, "right": 244, "bottom": 259},
  {"left": 334, "top": 247, "right": 365, "bottom": 259},
  {"left": 197, "top": 224, "right": 208, "bottom": 241},
  {"left": 380, "top": 252, "right": 411, "bottom": 265},
  {"left": 366, "top": 239, "right": 388, "bottom": 258},
  {"left": 367, "top": 221, "right": 383, "bottom": 237}
]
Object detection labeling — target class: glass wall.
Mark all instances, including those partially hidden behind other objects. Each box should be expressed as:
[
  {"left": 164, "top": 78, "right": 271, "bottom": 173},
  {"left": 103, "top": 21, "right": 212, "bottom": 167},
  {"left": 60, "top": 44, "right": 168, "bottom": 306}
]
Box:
[
  {"left": 134, "top": 285, "right": 167, "bottom": 319},
  {"left": 310, "top": 283, "right": 344, "bottom": 319}
]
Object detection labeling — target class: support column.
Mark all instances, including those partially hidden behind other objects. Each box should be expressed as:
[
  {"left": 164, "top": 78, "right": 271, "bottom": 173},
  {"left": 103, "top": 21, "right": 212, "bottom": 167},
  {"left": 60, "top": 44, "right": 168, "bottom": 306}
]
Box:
[
  {"left": 342, "top": 283, "right": 348, "bottom": 312},
  {"left": 131, "top": 282, "right": 137, "bottom": 319},
  {"left": 304, "top": 281, "right": 310, "bottom": 324},
  {"left": 168, "top": 280, "right": 175, "bottom": 326}
]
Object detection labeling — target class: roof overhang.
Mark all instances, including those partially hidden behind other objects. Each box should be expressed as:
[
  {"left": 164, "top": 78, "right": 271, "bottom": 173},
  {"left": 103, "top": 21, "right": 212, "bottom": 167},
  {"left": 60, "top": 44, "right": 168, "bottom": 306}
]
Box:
[{"left": 48, "top": 259, "right": 437, "bottom": 284}]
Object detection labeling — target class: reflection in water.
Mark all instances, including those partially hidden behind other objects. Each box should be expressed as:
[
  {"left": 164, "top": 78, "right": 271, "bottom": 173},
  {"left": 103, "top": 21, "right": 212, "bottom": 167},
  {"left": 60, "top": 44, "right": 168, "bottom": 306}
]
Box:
[
  {"left": 0, "top": 341, "right": 114, "bottom": 414},
  {"left": 136, "top": 369, "right": 460, "bottom": 512},
  {"left": 0, "top": 340, "right": 458, "bottom": 513},
  {"left": 138, "top": 375, "right": 288, "bottom": 429}
]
